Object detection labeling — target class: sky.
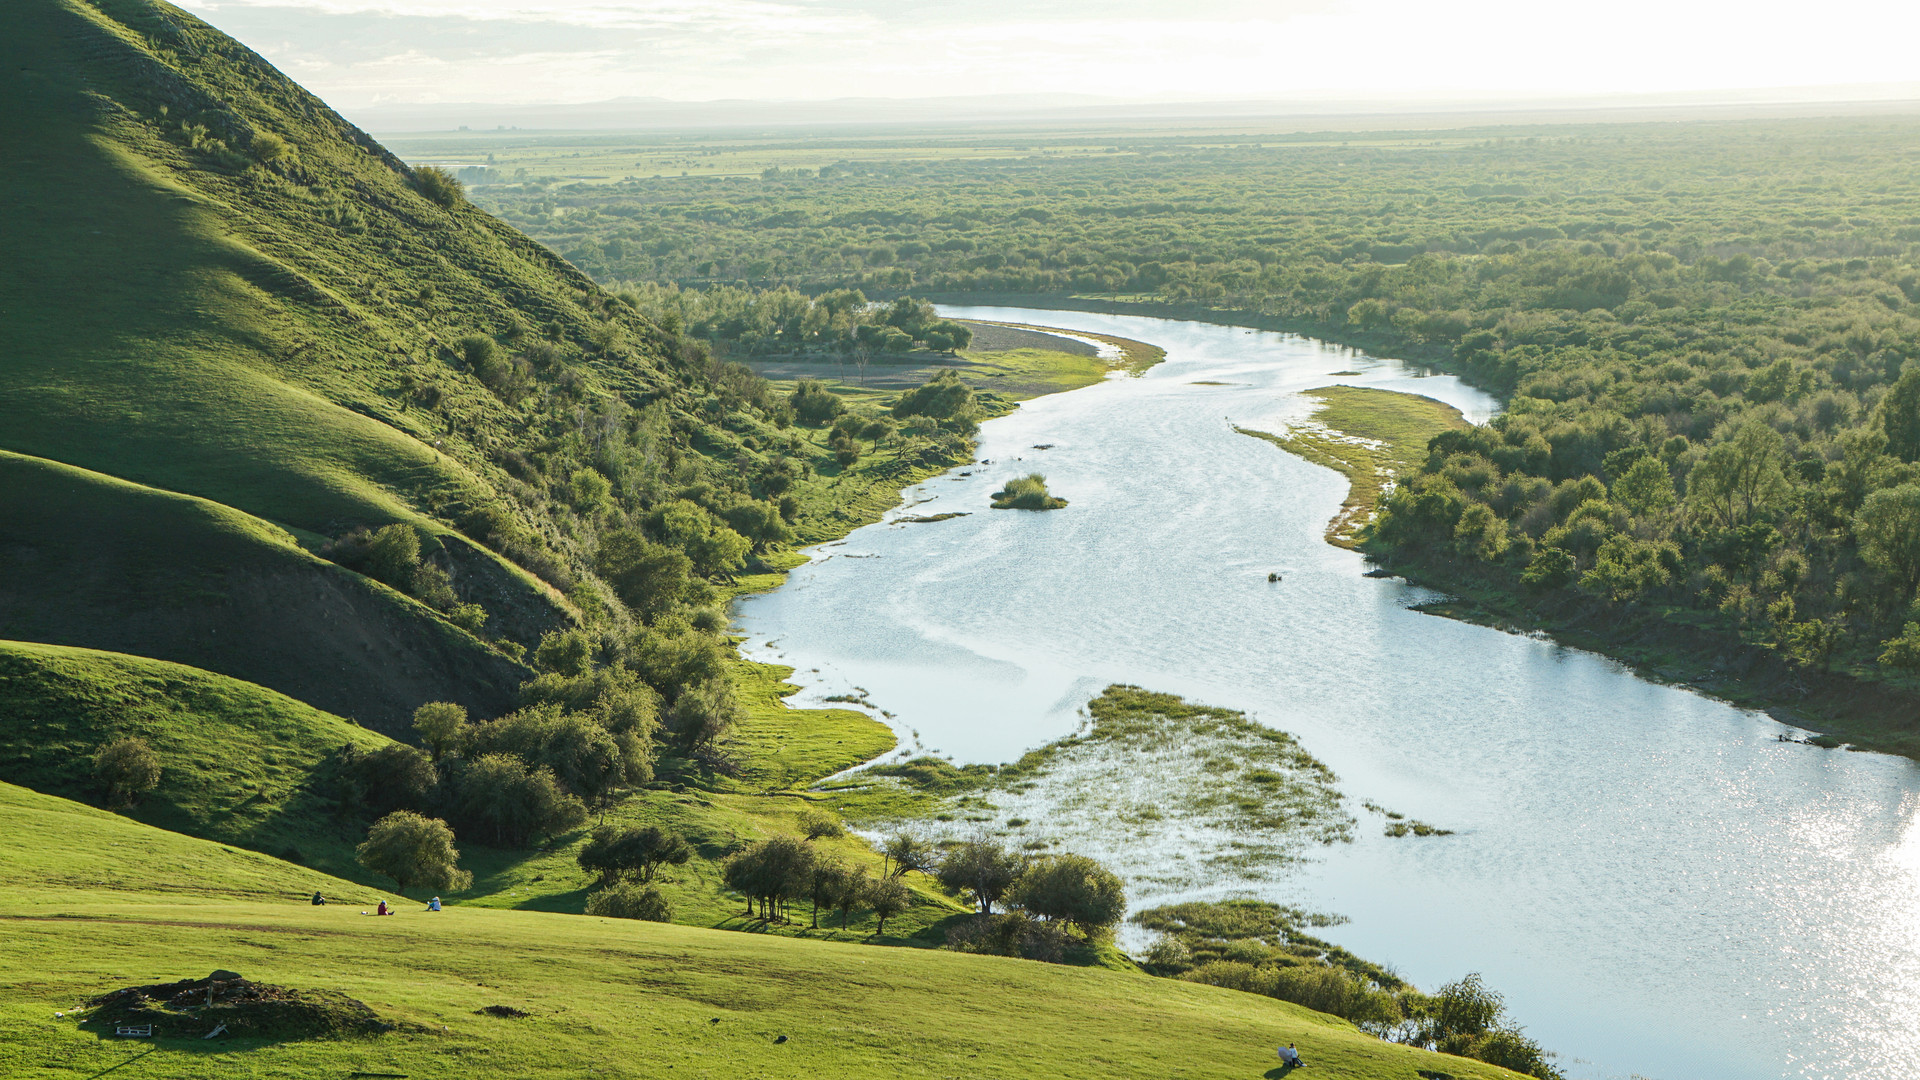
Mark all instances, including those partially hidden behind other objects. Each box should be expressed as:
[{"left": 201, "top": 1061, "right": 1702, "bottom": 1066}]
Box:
[{"left": 175, "top": 0, "right": 1920, "bottom": 110}]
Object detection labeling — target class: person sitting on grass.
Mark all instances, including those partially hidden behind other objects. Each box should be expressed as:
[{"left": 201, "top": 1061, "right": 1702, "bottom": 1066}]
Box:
[
  {"left": 376, "top": 900, "right": 390, "bottom": 916},
  {"left": 427, "top": 896, "right": 442, "bottom": 912},
  {"left": 1277, "top": 1043, "right": 1305, "bottom": 1068},
  {"left": 310, "top": 892, "right": 326, "bottom": 906}
]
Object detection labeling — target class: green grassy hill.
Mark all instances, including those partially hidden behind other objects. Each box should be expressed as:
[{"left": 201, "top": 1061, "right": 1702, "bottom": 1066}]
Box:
[
  {"left": 0, "top": 780, "right": 1525, "bottom": 1080},
  {"left": 0, "top": 640, "right": 388, "bottom": 871},
  {"left": 0, "top": 0, "right": 644, "bottom": 692},
  {"left": 0, "top": 452, "right": 529, "bottom": 728}
]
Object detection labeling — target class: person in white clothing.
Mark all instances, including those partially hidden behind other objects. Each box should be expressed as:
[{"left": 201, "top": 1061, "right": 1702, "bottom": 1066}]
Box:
[{"left": 1277, "top": 1043, "right": 1305, "bottom": 1067}]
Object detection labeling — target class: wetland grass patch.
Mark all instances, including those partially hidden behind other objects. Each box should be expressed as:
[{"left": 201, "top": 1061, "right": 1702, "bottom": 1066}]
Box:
[{"left": 835, "top": 686, "right": 1352, "bottom": 893}]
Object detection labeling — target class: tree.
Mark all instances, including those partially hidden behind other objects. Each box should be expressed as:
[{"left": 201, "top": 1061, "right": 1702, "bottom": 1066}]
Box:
[
  {"left": 866, "top": 876, "right": 912, "bottom": 936},
  {"left": 1611, "top": 455, "right": 1677, "bottom": 521},
  {"left": 578, "top": 825, "right": 693, "bottom": 885},
  {"left": 833, "top": 864, "right": 872, "bottom": 928},
  {"left": 1686, "top": 420, "right": 1788, "bottom": 529},
  {"left": 356, "top": 810, "right": 472, "bottom": 894},
  {"left": 1579, "top": 535, "right": 1678, "bottom": 602},
  {"left": 666, "top": 678, "right": 741, "bottom": 751},
  {"left": 412, "top": 701, "right": 466, "bottom": 761},
  {"left": 1519, "top": 546, "right": 1576, "bottom": 590},
  {"left": 93, "top": 737, "right": 161, "bottom": 809},
  {"left": 1882, "top": 364, "right": 1920, "bottom": 463},
  {"left": 449, "top": 753, "right": 588, "bottom": 848},
  {"left": 585, "top": 882, "right": 672, "bottom": 921},
  {"left": 533, "top": 629, "right": 594, "bottom": 677},
  {"left": 936, "top": 838, "right": 1023, "bottom": 915},
  {"left": 1010, "top": 854, "right": 1127, "bottom": 940},
  {"left": 653, "top": 500, "right": 752, "bottom": 578},
  {"left": 881, "top": 832, "right": 934, "bottom": 879},
  {"left": 1856, "top": 482, "right": 1920, "bottom": 603},
  {"left": 806, "top": 856, "right": 852, "bottom": 928},
  {"left": 1880, "top": 622, "right": 1920, "bottom": 670},
  {"left": 596, "top": 530, "right": 693, "bottom": 622},
  {"left": 1425, "top": 972, "right": 1504, "bottom": 1044}
]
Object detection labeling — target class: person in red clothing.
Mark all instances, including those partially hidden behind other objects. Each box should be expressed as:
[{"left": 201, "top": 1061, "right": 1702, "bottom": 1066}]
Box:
[{"left": 376, "top": 900, "right": 390, "bottom": 916}]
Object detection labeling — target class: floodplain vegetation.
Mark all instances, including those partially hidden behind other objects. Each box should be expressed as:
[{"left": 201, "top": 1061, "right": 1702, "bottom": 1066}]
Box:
[{"left": 461, "top": 115, "right": 1920, "bottom": 753}]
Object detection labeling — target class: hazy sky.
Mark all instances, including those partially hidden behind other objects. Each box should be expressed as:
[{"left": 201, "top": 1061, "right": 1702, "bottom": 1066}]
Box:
[{"left": 176, "top": 0, "right": 1920, "bottom": 108}]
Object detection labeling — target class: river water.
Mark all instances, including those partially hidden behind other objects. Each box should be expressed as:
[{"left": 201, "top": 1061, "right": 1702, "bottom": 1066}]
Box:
[{"left": 734, "top": 306, "right": 1920, "bottom": 1080}]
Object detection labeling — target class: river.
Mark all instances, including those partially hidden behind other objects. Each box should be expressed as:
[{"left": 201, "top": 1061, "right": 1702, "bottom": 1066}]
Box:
[{"left": 734, "top": 306, "right": 1920, "bottom": 1080}]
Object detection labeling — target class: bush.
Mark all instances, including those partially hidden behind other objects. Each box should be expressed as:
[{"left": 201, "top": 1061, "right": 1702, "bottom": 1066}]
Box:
[
  {"left": 93, "top": 736, "right": 161, "bottom": 809},
  {"left": 893, "top": 370, "right": 976, "bottom": 421},
  {"left": 249, "top": 131, "right": 291, "bottom": 165},
  {"left": 448, "top": 752, "right": 588, "bottom": 848},
  {"left": 578, "top": 824, "right": 693, "bottom": 885},
  {"left": 596, "top": 530, "right": 694, "bottom": 621},
  {"left": 363, "top": 524, "right": 423, "bottom": 589},
  {"left": 1009, "top": 853, "right": 1125, "bottom": 939},
  {"left": 533, "top": 629, "right": 593, "bottom": 677},
  {"left": 415, "top": 165, "right": 465, "bottom": 208},
  {"left": 335, "top": 742, "right": 437, "bottom": 818},
  {"left": 585, "top": 882, "right": 672, "bottom": 921},
  {"left": 798, "top": 808, "right": 845, "bottom": 840},
  {"left": 463, "top": 704, "right": 634, "bottom": 810},
  {"left": 356, "top": 810, "right": 472, "bottom": 894},
  {"left": 990, "top": 473, "right": 1067, "bottom": 510},
  {"left": 945, "top": 913, "right": 1072, "bottom": 962},
  {"left": 790, "top": 379, "right": 844, "bottom": 425}
]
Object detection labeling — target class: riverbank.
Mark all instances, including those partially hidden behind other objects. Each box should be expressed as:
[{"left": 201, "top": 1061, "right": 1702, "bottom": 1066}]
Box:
[
  {"left": 1380, "top": 557, "right": 1920, "bottom": 759},
  {"left": 745, "top": 323, "right": 1165, "bottom": 403},
  {"left": 1237, "top": 386, "right": 1468, "bottom": 548}
]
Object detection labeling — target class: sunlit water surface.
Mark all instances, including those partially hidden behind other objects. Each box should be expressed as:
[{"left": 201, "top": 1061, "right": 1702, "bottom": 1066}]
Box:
[{"left": 735, "top": 307, "right": 1920, "bottom": 1080}]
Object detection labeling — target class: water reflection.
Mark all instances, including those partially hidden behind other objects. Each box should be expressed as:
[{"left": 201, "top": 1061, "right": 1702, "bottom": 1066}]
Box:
[{"left": 735, "top": 307, "right": 1920, "bottom": 1080}]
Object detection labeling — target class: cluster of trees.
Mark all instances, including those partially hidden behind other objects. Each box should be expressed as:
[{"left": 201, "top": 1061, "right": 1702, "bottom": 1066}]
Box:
[
  {"left": 1138, "top": 900, "right": 1559, "bottom": 1079},
  {"left": 722, "top": 832, "right": 914, "bottom": 934},
  {"left": 713, "top": 832, "right": 1124, "bottom": 951},
  {"left": 575, "top": 823, "right": 692, "bottom": 921},
  {"left": 336, "top": 620, "right": 732, "bottom": 848},
  {"left": 615, "top": 285, "right": 973, "bottom": 357}
]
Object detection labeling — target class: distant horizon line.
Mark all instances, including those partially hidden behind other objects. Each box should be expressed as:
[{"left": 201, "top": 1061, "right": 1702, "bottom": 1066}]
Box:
[{"left": 346, "top": 83, "right": 1920, "bottom": 136}]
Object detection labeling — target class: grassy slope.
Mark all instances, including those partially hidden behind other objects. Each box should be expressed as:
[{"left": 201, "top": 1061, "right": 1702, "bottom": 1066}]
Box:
[
  {"left": 0, "top": 640, "right": 388, "bottom": 871},
  {"left": 0, "top": 781, "right": 1523, "bottom": 1080},
  {"left": 1239, "top": 386, "right": 1468, "bottom": 547},
  {"left": 0, "top": 451, "right": 529, "bottom": 729},
  {"left": 1, "top": 0, "right": 597, "bottom": 662}
]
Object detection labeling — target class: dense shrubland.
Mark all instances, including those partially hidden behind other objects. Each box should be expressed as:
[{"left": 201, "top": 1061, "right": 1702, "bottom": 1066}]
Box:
[{"left": 474, "top": 118, "right": 1920, "bottom": 723}]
